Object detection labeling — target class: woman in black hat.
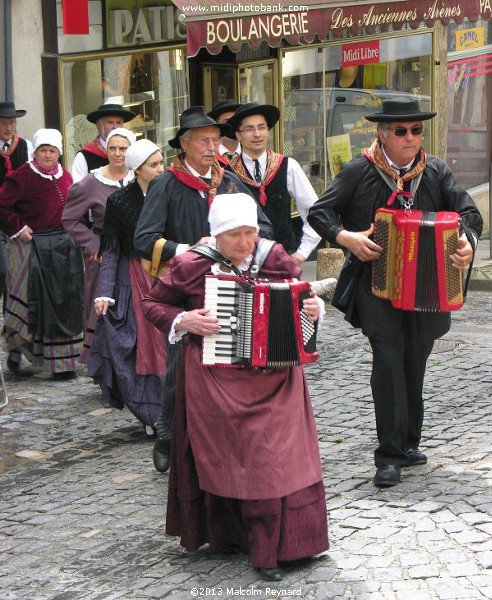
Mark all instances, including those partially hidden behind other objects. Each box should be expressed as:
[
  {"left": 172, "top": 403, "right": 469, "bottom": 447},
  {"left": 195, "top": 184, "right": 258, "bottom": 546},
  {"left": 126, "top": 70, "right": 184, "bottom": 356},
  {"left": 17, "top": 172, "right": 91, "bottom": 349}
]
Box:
[{"left": 71, "top": 103, "right": 136, "bottom": 183}]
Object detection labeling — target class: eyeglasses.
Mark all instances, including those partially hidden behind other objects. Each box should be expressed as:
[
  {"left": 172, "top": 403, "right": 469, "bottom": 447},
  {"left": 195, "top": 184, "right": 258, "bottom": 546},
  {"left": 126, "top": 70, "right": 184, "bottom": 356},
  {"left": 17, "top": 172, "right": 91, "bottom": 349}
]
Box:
[
  {"left": 190, "top": 136, "right": 221, "bottom": 146},
  {"left": 238, "top": 125, "right": 269, "bottom": 134},
  {"left": 388, "top": 125, "right": 424, "bottom": 137}
]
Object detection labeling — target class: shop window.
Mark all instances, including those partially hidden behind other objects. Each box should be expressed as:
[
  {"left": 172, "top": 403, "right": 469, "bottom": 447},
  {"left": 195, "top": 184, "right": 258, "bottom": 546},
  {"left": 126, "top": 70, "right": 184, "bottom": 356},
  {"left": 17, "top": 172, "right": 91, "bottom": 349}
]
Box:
[
  {"left": 281, "top": 33, "right": 433, "bottom": 195},
  {"left": 447, "top": 53, "right": 491, "bottom": 189},
  {"left": 61, "top": 48, "right": 189, "bottom": 169}
]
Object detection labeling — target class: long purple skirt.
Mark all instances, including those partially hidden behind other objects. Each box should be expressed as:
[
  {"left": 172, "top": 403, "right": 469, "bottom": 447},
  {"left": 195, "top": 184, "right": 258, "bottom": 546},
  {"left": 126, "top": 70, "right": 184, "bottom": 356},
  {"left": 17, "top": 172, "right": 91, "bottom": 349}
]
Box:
[
  {"left": 166, "top": 347, "right": 329, "bottom": 569},
  {"left": 88, "top": 256, "right": 162, "bottom": 427}
]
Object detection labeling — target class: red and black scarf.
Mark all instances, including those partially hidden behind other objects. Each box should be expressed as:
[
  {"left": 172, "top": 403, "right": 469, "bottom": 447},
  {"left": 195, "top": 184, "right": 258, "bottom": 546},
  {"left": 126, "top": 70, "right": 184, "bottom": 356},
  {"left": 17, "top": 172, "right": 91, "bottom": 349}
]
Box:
[
  {"left": 169, "top": 155, "right": 225, "bottom": 207},
  {"left": 229, "top": 148, "right": 284, "bottom": 206},
  {"left": 364, "top": 138, "right": 427, "bottom": 206}
]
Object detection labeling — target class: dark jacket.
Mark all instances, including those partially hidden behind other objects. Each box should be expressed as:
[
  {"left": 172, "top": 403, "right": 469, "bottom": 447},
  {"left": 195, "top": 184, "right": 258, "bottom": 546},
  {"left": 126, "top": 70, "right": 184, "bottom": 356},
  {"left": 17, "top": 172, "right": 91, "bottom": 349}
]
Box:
[
  {"left": 308, "top": 153, "right": 483, "bottom": 340},
  {"left": 134, "top": 169, "right": 273, "bottom": 261}
]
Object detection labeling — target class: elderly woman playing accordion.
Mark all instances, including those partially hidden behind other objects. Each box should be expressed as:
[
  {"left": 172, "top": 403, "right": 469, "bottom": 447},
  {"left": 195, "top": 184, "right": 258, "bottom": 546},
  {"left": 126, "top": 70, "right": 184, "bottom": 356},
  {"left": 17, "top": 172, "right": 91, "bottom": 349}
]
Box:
[{"left": 142, "top": 193, "right": 328, "bottom": 581}]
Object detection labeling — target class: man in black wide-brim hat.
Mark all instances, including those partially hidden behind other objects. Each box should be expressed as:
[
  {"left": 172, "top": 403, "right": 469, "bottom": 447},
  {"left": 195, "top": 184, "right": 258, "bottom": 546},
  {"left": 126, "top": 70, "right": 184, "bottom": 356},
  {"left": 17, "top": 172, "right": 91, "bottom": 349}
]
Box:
[
  {"left": 226, "top": 102, "right": 321, "bottom": 266},
  {"left": 134, "top": 106, "right": 273, "bottom": 474},
  {"left": 0, "top": 101, "right": 33, "bottom": 307},
  {"left": 308, "top": 97, "right": 483, "bottom": 488},
  {"left": 71, "top": 102, "right": 136, "bottom": 182},
  {"left": 207, "top": 99, "right": 242, "bottom": 165}
]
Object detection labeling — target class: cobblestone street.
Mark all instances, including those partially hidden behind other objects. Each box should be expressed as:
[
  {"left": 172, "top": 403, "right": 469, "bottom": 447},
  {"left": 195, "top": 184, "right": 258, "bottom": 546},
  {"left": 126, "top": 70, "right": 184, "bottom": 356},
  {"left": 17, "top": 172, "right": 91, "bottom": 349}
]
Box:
[{"left": 0, "top": 289, "right": 491, "bottom": 599}]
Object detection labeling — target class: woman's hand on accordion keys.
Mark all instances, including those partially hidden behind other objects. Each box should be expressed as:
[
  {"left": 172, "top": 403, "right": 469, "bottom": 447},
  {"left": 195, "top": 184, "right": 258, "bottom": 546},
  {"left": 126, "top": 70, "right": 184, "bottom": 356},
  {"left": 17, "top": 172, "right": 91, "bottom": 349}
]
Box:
[
  {"left": 176, "top": 308, "right": 221, "bottom": 337},
  {"left": 336, "top": 224, "right": 382, "bottom": 262},
  {"left": 450, "top": 235, "right": 474, "bottom": 270}
]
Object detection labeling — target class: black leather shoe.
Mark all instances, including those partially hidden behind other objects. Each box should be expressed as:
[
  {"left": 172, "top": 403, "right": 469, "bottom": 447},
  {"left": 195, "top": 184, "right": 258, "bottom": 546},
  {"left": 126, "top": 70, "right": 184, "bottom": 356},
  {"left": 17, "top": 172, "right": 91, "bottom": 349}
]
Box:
[
  {"left": 153, "top": 438, "right": 171, "bottom": 473},
  {"left": 7, "top": 353, "right": 20, "bottom": 374},
  {"left": 53, "top": 370, "right": 77, "bottom": 381},
  {"left": 405, "top": 448, "right": 427, "bottom": 466},
  {"left": 257, "top": 567, "right": 284, "bottom": 581},
  {"left": 374, "top": 465, "right": 401, "bottom": 488}
]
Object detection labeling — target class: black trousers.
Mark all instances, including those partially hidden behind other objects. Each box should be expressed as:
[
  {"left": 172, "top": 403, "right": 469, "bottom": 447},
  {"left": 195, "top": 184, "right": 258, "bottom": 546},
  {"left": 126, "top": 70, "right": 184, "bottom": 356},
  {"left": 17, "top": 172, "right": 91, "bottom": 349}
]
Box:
[{"left": 369, "top": 316, "right": 434, "bottom": 467}]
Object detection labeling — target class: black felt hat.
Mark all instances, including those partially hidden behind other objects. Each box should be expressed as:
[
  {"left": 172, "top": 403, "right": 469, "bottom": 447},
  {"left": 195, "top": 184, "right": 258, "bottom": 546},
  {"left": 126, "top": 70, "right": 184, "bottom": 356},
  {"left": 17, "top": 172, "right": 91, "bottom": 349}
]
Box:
[
  {"left": 365, "top": 98, "right": 436, "bottom": 123},
  {"left": 207, "top": 99, "right": 242, "bottom": 121},
  {"left": 0, "top": 102, "right": 26, "bottom": 118},
  {"left": 87, "top": 103, "right": 136, "bottom": 124},
  {"left": 227, "top": 102, "right": 280, "bottom": 133},
  {"left": 168, "top": 106, "right": 232, "bottom": 149}
]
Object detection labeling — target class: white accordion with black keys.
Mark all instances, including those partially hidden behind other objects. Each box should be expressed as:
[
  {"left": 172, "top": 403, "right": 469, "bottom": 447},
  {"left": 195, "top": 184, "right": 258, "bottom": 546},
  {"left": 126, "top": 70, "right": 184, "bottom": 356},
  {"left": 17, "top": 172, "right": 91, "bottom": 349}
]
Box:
[{"left": 202, "top": 275, "right": 319, "bottom": 368}]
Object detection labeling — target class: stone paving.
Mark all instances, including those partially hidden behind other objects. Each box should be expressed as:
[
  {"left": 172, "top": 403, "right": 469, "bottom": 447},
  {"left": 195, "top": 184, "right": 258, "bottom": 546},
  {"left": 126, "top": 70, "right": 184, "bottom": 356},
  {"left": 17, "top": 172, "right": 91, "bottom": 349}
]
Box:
[{"left": 0, "top": 288, "right": 491, "bottom": 599}]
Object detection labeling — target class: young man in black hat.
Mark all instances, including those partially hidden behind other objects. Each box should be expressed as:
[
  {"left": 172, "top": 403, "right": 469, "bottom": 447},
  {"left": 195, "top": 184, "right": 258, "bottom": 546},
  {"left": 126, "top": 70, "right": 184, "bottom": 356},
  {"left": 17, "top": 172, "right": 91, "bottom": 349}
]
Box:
[
  {"left": 71, "top": 103, "right": 136, "bottom": 182},
  {"left": 207, "top": 99, "right": 242, "bottom": 164},
  {"left": 227, "top": 102, "right": 321, "bottom": 267},
  {"left": 134, "top": 106, "right": 273, "bottom": 473},
  {"left": 308, "top": 98, "right": 483, "bottom": 488},
  {"left": 0, "top": 102, "right": 33, "bottom": 304}
]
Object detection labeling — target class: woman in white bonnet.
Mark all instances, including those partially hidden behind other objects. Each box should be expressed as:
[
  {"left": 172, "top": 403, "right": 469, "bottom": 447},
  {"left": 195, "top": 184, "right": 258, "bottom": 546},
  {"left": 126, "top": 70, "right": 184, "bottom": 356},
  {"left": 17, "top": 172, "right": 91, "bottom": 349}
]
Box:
[
  {"left": 87, "top": 139, "right": 167, "bottom": 435},
  {"left": 63, "top": 127, "right": 135, "bottom": 363},
  {"left": 142, "top": 192, "right": 328, "bottom": 580},
  {"left": 0, "top": 128, "right": 84, "bottom": 379}
]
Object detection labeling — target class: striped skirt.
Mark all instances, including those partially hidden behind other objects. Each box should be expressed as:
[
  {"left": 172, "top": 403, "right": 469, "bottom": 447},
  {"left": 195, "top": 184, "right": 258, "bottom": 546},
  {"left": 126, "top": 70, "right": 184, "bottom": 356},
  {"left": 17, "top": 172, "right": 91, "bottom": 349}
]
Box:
[{"left": 4, "top": 238, "right": 83, "bottom": 374}]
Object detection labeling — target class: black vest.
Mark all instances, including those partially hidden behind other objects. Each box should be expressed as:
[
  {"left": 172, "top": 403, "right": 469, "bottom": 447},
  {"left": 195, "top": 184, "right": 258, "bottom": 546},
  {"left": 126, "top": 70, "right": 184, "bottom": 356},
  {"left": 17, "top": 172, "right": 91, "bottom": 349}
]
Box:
[
  {"left": 79, "top": 149, "right": 109, "bottom": 172},
  {"left": 0, "top": 138, "right": 29, "bottom": 186},
  {"left": 243, "top": 156, "right": 297, "bottom": 253}
]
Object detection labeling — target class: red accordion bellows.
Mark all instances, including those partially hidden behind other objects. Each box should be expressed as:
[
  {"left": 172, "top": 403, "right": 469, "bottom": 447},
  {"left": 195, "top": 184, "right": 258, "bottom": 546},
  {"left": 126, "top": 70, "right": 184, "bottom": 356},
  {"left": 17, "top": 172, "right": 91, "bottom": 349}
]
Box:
[{"left": 372, "top": 208, "right": 464, "bottom": 312}]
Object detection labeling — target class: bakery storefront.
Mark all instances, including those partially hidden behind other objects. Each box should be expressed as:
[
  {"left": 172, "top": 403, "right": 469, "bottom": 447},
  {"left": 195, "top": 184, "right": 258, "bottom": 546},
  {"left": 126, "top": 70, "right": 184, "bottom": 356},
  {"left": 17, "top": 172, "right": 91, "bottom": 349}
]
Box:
[
  {"left": 177, "top": 0, "right": 492, "bottom": 205},
  {"left": 45, "top": 0, "right": 190, "bottom": 169}
]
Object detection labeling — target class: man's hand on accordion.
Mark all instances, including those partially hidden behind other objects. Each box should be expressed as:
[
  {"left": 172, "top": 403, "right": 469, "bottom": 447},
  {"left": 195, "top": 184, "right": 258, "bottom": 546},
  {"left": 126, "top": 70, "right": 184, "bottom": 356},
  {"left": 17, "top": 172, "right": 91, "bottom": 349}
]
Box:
[
  {"left": 336, "top": 224, "right": 382, "bottom": 262},
  {"left": 175, "top": 308, "right": 221, "bottom": 337},
  {"left": 450, "top": 235, "right": 474, "bottom": 270}
]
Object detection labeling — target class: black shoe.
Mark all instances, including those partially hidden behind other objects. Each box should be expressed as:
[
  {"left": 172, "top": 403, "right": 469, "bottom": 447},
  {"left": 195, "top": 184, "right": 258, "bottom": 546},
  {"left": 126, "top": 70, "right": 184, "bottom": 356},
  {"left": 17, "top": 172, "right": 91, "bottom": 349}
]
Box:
[
  {"left": 257, "top": 567, "right": 284, "bottom": 581},
  {"left": 405, "top": 448, "right": 427, "bottom": 466},
  {"left": 374, "top": 465, "right": 401, "bottom": 488},
  {"left": 53, "top": 370, "right": 77, "bottom": 381},
  {"left": 7, "top": 353, "right": 20, "bottom": 374},
  {"left": 153, "top": 438, "right": 171, "bottom": 473}
]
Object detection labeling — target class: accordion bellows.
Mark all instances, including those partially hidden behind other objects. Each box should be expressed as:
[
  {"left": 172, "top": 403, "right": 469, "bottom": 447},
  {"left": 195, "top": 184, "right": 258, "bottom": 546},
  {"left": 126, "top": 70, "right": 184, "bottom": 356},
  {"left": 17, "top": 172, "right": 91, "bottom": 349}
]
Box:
[
  {"left": 372, "top": 208, "right": 464, "bottom": 312},
  {"left": 202, "top": 276, "right": 319, "bottom": 368}
]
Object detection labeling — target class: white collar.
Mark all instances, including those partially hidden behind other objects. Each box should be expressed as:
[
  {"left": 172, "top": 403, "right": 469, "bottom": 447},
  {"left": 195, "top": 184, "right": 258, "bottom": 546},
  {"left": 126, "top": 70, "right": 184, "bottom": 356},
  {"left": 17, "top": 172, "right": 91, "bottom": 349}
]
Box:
[
  {"left": 382, "top": 146, "right": 414, "bottom": 173},
  {"left": 93, "top": 168, "right": 134, "bottom": 187},
  {"left": 242, "top": 150, "right": 267, "bottom": 166},
  {"left": 28, "top": 160, "right": 63, "bottom": 180},
  {"left": 185, "top": 160, "right": 212, "bottom": 179}
]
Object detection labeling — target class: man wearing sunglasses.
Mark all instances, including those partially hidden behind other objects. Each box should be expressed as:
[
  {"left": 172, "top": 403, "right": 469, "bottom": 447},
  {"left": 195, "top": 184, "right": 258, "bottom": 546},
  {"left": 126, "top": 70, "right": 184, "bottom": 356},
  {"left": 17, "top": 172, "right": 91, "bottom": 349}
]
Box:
[{"left": 308, "top": 97, "right": 483, "bottom": 488}]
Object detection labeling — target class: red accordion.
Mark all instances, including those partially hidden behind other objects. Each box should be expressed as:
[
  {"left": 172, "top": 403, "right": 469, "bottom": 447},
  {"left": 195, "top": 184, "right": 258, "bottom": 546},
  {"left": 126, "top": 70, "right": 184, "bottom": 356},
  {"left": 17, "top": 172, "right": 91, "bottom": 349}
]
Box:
[
  {"left": 202, "top": 275, "right": 319, "bottom": 368},
  {"left": 372, "top": 208, "right": 464, "bottom": 312}
]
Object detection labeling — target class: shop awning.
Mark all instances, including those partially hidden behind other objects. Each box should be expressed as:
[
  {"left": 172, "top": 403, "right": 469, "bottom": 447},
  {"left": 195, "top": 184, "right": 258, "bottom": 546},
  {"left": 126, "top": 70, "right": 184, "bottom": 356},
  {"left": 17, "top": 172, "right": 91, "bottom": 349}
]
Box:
[{"left": 171, "top": 0, "right": 490, "bottom": 57}]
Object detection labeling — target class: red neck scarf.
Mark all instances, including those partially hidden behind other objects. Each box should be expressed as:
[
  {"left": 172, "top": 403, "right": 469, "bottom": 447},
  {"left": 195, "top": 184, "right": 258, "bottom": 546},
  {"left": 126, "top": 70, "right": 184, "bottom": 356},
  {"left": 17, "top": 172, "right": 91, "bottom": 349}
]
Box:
[
  {"left": 169, "top": 155, "right": 225, "bottom": 207},
  {"left": 0, "top": 135, "right": 20, "bottom": 174},
  {"left": 229, "top": 148, "right": 284, "bottom": 206},
  {"left": 364, "top": 138, "right": 426, "bottom": 206},
  {"left": 82, "top": 137, "right": 107, "bottom": 159},
  {"left": 32, "top": 158, "right": 60, "bottom": 177}
]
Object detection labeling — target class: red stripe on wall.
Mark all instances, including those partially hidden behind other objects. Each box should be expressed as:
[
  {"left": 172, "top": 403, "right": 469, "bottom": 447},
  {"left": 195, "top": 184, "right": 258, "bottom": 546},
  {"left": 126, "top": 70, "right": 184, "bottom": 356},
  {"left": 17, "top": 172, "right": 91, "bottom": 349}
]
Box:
[{"left": 62, "top": 0, "right": 90, "bottom": 35}]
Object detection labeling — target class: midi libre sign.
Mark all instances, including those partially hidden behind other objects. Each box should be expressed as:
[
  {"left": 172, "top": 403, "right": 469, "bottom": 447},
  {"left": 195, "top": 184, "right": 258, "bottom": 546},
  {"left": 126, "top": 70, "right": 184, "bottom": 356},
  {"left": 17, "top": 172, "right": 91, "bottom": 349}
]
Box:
[{"left": 181, "top": 0, "right": 492, "bottom": 56}]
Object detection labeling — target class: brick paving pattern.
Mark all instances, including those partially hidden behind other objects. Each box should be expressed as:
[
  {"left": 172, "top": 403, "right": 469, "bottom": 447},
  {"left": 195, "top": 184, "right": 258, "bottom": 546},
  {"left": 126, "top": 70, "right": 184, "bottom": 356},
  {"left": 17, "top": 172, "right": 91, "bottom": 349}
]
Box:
[{"left": 0, "top": 288, "right": 491, "bottom": 599}]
